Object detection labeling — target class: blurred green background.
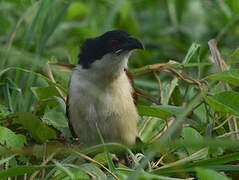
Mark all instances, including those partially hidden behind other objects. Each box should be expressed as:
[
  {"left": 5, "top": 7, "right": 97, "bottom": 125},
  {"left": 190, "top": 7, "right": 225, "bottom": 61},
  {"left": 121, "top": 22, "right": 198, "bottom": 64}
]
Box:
[
  {"left": 1, "top": 0, "right": 239, "bottom": 112},
  {"left": 1, "top": 1, "right": 239, "bottom": 179}
]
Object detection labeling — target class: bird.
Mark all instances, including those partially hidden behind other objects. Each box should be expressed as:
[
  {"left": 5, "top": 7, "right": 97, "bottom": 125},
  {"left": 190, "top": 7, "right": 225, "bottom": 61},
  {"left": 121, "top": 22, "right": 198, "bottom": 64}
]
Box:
[{"left": 66, "top": 30, "right": 144, "bottom": 147}]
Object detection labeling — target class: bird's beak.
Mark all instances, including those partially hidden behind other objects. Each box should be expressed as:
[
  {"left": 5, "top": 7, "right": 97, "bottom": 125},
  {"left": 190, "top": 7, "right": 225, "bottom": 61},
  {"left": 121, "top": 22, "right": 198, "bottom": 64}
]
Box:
[{"left": 126, "top": 36, "right": 144, "bottom": 51}]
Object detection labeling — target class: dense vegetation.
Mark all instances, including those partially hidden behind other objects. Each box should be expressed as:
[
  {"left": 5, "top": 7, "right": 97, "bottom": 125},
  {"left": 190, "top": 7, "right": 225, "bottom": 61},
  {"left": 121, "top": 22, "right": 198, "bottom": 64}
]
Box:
[{"left": 1, "top": 0, "right": 239, "bottom": 179}]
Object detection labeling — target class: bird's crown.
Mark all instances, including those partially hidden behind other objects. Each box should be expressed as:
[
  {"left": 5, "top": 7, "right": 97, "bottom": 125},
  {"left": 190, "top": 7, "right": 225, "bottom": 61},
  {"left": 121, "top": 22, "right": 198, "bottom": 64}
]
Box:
[{"left": 78, "top": 30, "right": 144, "bottom": 68}]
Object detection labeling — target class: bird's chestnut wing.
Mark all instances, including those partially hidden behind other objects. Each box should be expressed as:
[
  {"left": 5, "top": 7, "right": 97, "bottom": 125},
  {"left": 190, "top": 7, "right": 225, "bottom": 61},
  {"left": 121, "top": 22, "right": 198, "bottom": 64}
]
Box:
[{"left": 124, "top": 69, "right": 137, "bottom": 105}]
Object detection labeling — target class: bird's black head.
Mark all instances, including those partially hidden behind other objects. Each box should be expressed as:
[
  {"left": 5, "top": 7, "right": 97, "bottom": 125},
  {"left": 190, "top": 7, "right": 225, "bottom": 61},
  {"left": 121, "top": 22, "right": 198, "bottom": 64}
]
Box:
[{"left": 78, "top": 30, "right": 144, "bottom": 69}]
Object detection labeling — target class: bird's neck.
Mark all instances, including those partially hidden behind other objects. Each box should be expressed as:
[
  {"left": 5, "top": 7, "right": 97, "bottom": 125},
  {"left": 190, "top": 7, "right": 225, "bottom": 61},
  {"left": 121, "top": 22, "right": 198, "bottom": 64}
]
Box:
[
  {"left": 70, "top": 64, "right": 132, "bottom": 102},
  {"left": 75, "top": 54, "right": 129, "bottom": 85},
  {"left": 74, "top": 67, "right": 125, "bottom": 88}
]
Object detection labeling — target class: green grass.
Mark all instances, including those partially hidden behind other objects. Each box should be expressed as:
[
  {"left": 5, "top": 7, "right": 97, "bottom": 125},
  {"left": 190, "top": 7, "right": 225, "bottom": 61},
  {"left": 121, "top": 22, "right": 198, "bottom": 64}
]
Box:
[{"left": 1, "top": 0, "right": 239, "bottom": 179}]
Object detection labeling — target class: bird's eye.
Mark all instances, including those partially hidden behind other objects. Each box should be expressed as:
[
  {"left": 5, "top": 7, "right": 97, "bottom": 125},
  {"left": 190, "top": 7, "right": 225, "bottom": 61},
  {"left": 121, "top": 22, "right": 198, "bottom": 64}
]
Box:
[{"left": 111, "top": 40, "right": 118, "bottom": 46}]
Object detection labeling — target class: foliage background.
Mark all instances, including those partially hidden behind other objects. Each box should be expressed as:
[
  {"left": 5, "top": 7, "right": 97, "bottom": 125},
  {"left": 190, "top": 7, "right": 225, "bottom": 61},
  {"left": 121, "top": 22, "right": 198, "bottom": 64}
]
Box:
[{"left": 1, "top": 0, "right": 239, "bottom": 179}]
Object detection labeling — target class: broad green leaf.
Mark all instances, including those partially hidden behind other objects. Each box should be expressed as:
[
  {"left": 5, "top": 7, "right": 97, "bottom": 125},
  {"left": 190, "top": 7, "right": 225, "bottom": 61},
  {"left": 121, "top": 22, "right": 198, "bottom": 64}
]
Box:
[
  {"left": 181, "top": 127, "right": 204, "bottom": 155},
  {"left": 13, "top": 112, "right": 57, "bottom": 143},
  {"left": 137, "top": 105, "right": 172, "bottom": 120},
  {"left": 32, "top": 86, "right": 66, "bottom": 113},
  {"left": 196, "top": 167, "right": 231, "bottom": 180},
  {"left": 204, "top": 91, "right": 239, "bottom": 115},
  {"left": 31, "top": 86, "right": 60, "bottom": 100},
  {"left": 31, "top": 87, "right": 61, "bottom": 108},
  {"left": 206, "top": 69, "right": 239, "bottom": 87},
  {"left": 0, "top": 126, "right": 26, "bottom": 148},
  {"left": 42, "top": 108, "right": 71, "bottom": 138}
]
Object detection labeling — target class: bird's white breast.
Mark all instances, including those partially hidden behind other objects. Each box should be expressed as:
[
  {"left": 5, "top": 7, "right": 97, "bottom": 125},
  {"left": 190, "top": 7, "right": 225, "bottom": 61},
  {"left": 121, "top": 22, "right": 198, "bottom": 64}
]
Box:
[{"left": 68, "top": 56, "right": 138, "bottom": 145}]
